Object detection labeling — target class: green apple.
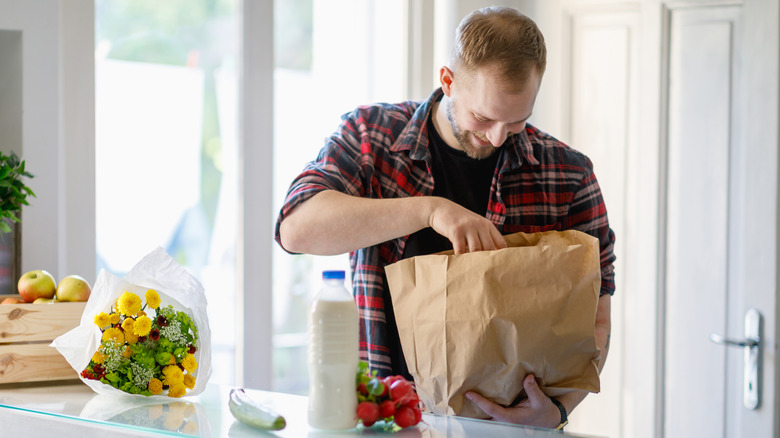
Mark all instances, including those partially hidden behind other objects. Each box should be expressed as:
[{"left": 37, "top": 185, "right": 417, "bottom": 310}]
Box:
[
  {"left": 56, "top": 275, "right": 91, "bottom": 302},
  {"left": 17, "top": 270, "right": 57, "bottom": 303},
  {"left": 33, "top": 297, "right": 55, "bottom": 304}
]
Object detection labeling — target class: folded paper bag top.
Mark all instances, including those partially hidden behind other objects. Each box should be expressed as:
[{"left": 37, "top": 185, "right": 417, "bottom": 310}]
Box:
[{"left": 385, "top": 230, "right": 602, "bottom": 419}]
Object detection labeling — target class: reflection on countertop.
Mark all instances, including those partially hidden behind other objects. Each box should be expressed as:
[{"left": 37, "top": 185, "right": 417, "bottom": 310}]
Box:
[{"left": 0, "top": 381, "right": 603, "bottom": 438}]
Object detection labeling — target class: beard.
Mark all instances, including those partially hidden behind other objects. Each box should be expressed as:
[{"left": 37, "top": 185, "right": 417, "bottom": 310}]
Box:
[{"left": 445, "top": 99, "right": 499, "bottom": 160}]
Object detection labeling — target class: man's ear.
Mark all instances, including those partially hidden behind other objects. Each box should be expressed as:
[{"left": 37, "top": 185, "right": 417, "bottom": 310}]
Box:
[{"left": 440, "top": 66, "right": 454, "bottom": 96}]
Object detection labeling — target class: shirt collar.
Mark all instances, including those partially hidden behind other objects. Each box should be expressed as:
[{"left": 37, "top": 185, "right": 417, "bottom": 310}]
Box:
[
  {"left": 389, "top": 89, "right": 440, "bottom": 161},
  {"left": 390, "top": 88, "right": 540, "bottom": 168}
]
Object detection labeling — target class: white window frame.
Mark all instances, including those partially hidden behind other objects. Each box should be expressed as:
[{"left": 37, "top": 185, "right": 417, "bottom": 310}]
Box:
[{"left": 240, "top": 0, "right": 274, "bottom": 389}]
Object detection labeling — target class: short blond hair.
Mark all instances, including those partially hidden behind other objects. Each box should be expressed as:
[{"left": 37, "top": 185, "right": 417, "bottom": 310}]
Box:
[{"left": 451, "top": 7, "right": 546, "bottom": 87}]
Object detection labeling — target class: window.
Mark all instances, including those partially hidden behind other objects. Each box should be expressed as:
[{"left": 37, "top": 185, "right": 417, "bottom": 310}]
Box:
[{"left": 94, "top": 0, "right": 240, "bottom": 386}]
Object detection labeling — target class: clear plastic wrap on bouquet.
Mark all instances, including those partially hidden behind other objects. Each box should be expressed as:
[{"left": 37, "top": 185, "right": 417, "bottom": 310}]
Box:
[{"left": 52, "top": 247, "right": 212, "bottom": 399}]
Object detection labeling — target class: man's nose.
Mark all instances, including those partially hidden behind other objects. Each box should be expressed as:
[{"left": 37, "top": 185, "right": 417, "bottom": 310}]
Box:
[{"left": 486, "top": 124, "right": 508, "bottom": 147}]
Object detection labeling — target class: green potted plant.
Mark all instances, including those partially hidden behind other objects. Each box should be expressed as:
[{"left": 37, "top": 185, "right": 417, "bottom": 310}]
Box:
[
  {"left": 0, "top": 151, "right": 35, "bottom": 294},
  {"left": 0, "top": 151, "right": 35, "bottom": 233}
]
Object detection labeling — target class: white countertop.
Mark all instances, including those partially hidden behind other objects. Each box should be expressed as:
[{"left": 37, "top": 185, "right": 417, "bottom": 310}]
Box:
[{"left": 0, "top": 381, "right": 603, "bottom": 437}]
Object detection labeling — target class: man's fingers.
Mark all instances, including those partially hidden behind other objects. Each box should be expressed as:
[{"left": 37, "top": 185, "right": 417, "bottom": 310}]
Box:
[
  {"left": 467, "top": 234, "right": 484, "bottom": 253},
  {"left": 523, "top": 374, "right": 544, "bottom": 402},
  {"left": 477, "top": 230, "right": 498, "bottom": 252},
  {"left": 465, "top": 391, "right": 504, "bottom": 419},
  {"left": 452, "top": 237, "right": 468, "bottom": 254},
  {"left": 463, "top": 226, "right": 505, "bottom": 253},
  {"left": 492, "top": 228, "right": 508, "bottom": 250}
]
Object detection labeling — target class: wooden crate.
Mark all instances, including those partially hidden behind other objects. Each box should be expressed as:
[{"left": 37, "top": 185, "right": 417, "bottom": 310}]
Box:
[{"left": 0, "top": 295, "right": 86, "bottom": 384}]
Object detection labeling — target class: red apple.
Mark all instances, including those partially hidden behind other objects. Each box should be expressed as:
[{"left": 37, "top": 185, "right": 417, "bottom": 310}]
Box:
[
  {"left": 56, "top": 275, "right": 91, "bottom": 302},
  {"left": 0, "top": 297, "right": 24, "bottom": 305},
  {"left": 17, "top": 270, "right": 57, "bottom": 303}
]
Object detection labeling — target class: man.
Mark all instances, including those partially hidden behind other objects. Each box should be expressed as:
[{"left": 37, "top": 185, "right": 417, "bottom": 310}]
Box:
[{"left": 275, "top": 6, "right": 615, "bottom": 429}]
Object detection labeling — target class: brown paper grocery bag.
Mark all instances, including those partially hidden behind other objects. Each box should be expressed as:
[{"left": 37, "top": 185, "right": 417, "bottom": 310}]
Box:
[{"left": 385, "top": 230, "right": 601, "bottom": 418}]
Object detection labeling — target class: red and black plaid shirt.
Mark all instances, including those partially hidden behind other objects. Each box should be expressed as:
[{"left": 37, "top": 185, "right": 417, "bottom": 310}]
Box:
[{"left": 275, "top": 88, "right": 616, "bottom": 376}]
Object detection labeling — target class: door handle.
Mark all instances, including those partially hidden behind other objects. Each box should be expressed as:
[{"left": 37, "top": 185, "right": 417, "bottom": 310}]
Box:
[
  {"left": 710, "top": 333, "right": 758, "bottom": 348},
  {"left": 710, "top": 308, "right": 761, "bottom": 410}
]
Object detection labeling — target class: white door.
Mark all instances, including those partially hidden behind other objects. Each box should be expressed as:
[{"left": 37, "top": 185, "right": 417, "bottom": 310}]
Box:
[
  {"left": 663, "top": 2, "right": 778, "bottom": 437},
  {"left": 534, "top": 0, "right": 779, "bottom": 437}
]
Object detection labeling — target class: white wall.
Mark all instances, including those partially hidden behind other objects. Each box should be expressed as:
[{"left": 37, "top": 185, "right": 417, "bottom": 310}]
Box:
[{"left": 0, "top": 0, "right": 95, "bottom": 283}]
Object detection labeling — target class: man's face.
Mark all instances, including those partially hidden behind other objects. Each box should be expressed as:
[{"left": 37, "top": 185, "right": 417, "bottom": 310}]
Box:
[{"left": 441, "top": 65, "right": 540, "bottom": 159}]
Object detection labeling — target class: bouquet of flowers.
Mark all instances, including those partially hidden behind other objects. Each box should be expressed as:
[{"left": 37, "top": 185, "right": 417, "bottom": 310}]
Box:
[
  {"left": 80, "top": 289, "right": 199, "bottom": 397},
  {"left": 52, "top": 247, "right": 211, "bottom": 399}
]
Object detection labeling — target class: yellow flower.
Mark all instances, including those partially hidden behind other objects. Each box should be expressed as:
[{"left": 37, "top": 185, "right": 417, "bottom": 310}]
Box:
[
  {"left": 133, "top": 315, "right": 153, "bottom": 337},
  {"left": 121, "top": 317, "right": 135, "bottom": 332},
  {"left": 167, "top": 383, "right": 187, "bottom": 398},
  {"left": 145, "top": 289, "right": 161, "bottom": 309},
  {"left": 122, "top": 346, "right": 133, "bottom": 358},
  {"left": 91, "top": 351, "right": 106, "bottom": 364},
  {"left": 109, "top": 313, "right": 121, "bottom": 325},
  {"left": 181, "top": 353, "right": 198, "bottom": 373},
  {"left": 148, "top": 378, "right": 163, "bottom": 395},
  {"left": 102, "top": 327, "right": 125, "bottom": 345},
  {"left": 137, "top": 310, "right": 147, "bottom": 318},
  {"left": 125, "top": 330, "right": 139, "bottom": 344},
  {"left": 94, "top": 312, "right": 110, "bottom": 328},
  {"left": 183, "top": 373, "right": 196, "bottom": 390},
  {"left": 117, "top": 291, "right": 142, "bottom": 316},
  {"left": 163, "top": 365, "right": 184, "bottom": 385}
]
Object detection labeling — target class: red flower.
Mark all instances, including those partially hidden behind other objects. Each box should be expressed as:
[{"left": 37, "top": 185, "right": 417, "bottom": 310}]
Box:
[{"left": 149, "top": 328, "right": 161, "bottom": 341}]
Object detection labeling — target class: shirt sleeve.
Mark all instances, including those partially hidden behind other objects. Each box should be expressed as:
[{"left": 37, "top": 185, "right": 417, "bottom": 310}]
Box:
[
  {"left": 274, "top": 113, "right": 365, "bottom": 253},
  {"left": 566, "top": 166, "right": 617, "bottom": 296}
]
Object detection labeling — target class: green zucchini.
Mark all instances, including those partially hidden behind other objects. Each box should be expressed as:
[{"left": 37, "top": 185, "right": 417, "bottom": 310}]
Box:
[{"left": 228, "top": 388, "right": 287, "bottom": 431}]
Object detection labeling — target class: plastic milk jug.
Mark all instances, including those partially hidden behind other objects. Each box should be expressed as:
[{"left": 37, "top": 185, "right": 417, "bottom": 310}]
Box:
[{"left": 307, "top": 270, "right": 359, "bottom": 429}]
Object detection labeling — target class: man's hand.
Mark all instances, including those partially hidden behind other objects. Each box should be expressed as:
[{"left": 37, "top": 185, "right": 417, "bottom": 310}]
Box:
[
  {"left": 427, "top": 197, "right": 507, "bottom": 254},
  {"left": 464, "top": 374, "right": 561, "bottom": 429}
]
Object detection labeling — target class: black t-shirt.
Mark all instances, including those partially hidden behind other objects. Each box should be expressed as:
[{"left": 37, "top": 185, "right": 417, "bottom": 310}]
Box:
[
  {"left": 401, "top": 113, "right": 500, "bottom": 258},
  {"left": 389, "top": 109, "right": 500, "bottom": 379}
]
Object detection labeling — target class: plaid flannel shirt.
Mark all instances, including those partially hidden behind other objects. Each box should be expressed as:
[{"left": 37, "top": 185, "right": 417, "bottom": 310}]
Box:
[{"left": 275, "top": 88, "right": 616, "bottom": 376}]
